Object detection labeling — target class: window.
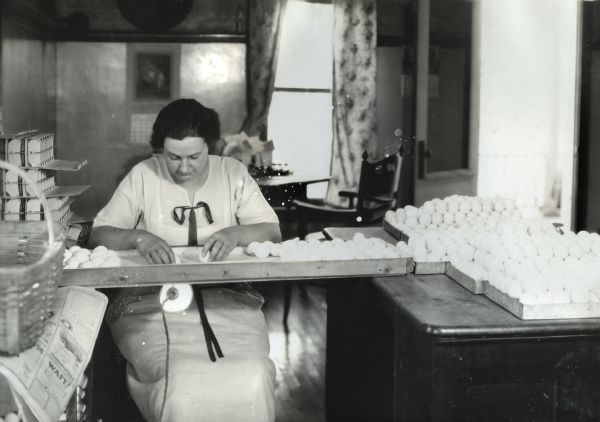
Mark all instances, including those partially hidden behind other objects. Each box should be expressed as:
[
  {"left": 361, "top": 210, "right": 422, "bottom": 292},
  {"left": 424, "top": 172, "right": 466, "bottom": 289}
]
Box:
[{"left": 268, "top": 1, "right": 333, "bottom": 198}]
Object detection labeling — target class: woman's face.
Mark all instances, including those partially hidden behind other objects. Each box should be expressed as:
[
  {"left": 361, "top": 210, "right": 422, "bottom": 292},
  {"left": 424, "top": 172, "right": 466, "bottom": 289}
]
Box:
[{"left": 163, "top": 136, "right": 210, "bottom": 185}]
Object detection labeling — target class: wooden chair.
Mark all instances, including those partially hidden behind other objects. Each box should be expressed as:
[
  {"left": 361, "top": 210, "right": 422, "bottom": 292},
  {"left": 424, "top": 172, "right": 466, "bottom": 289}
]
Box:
[
  {"left": 293, "top": 150, "right": 402, "bottom": 239},
  {"left": 282, "top": 151, "right": 402, "bottom": 332}
]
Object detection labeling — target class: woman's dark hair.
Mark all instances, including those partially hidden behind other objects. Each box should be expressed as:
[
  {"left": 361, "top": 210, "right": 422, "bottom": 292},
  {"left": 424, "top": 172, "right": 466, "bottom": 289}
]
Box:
[{"left": 150, "top": 99, "right": 221, "bottom": 152}]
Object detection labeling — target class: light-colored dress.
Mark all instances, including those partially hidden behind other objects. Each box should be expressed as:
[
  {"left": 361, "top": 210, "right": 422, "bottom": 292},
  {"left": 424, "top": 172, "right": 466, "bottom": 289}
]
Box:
[{"left": 93, "top": 155, "right": 278, "bottom": 422}]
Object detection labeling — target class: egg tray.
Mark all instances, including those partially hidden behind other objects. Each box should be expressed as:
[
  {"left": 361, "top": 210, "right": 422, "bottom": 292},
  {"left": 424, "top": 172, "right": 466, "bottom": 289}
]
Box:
[
  {"left": 484, "top": 283, "right": 600, "bottom": 320},
  {"left": 382, "top": 219, "right": 409, "bottom": 243},
  {"left": 58, "top": 246, "right": 413, "bottom": 289},
  {"left": 383, "top": 218, "right": 488, "bottom": 293}
]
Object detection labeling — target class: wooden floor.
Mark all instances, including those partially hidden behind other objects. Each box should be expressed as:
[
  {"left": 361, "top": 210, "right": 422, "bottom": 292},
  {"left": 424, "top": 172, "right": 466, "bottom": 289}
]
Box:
[
  {"left": 260, "top": 282, "right": 328, "bottom": 422},
  {"left": 89, "top": 282, "right": 328, "bottom": 422}
]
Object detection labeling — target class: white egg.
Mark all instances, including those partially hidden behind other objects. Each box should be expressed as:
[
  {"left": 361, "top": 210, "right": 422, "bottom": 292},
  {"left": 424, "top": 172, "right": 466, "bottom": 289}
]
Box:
[
  {"left": 421, "top": 201, "right": 435, "bottom": 214},
  {"left": 493, "top": 199, "right": 505, "bottom": 212},
  {"left": 418, "top": 213, "right": 432, "bottom": 227},
  {"left": 385, "top": 210, "right": 397, "bottom": 223},
  {"left": 353, "top": 232, "right": 366, "bottom": 242},
  {"left": 506, "top": 279, "right": 523, "bottom": 299},
  {"left": 434, "top": 201, "right": 447, "bottom": 213},
  {"left": 454, "top": 212, "right": 466, "bottom": 225},
  {"left": 458, "top": 244, "right": 474, "bottom": 262},
  {"left": 270, "top": 243, "right": 282, "bottom": 257},
  {"left": 198, "top": 250, "right": 211, "bottom": 263},
  {"left": 537, "top": 243, "right": 553, "bottom": 260},
  {"left": 408, "top": 235, "right": 426, "bottom": 249},
  {"left": 570, "top": 289, "right": 590, "bottom": 303},
  {"left": 481, "top": 200, "right": 493, "bottom": 213},
  {"left": 568, "top": 243, "right": 585, "bottom": 259},
  {"left": 93, "top": 245, "right": 108, "bottom": 254},
  {"left": 404, "top": 205, "right": 419, "bottom": 218},
  {"left": 64, "top": 257, "right": 80, "bottom": 269},
  {"left": 254, "top": 244, "right": 270, "bottom": 259},
  {"left": 395, "top": 208, "right": 407, "bottom": 223},
  {"left": 592, "top": 242, "right": 600, "bottom": 257},
  {"left": 447, "top": 201, "right": 459, "bottom": 213},
  {"left": 504, "top": 198, "right": 516, "bottom": 211},
  {"left": 4, "top": 413, "right": 18, "bottom": 422},
  {"left": 78, "top": 261, "right": 95, "bottom": 269},
  {"left": 73, "top": 249, "right": 90, "bottom": 261},
  {"left": 473, "top": 250, "right": 487, "bottom": 264},
  {"left": 470, "top": 199, "right": 482, "bottom": 214},
  {"left": 68, "top": 245, "right": 82, "bottom": 253},
  {"left": 443, "top": 213, "right": 455, "bottom": 225},
  {"left": 459, "top": 201, "right": 471, "bottom": 213},
  {"left": 431, "top": 212, "right": 443, "bottom": 226},
  {"left": 246, "top": 241, "right": 260, "bottom": 255}
]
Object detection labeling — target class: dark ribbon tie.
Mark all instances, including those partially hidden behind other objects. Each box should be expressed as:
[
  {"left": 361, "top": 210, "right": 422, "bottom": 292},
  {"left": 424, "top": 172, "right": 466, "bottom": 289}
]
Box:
[
  {"left": 172, "top": 201, "right": 214, "bottom": 246},
  {"left": 172, "top": 202, "right": 223, "bottom": 362}
]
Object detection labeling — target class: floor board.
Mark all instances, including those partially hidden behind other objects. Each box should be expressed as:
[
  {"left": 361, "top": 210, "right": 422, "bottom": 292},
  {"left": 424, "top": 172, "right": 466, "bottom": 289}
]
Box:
[{"left": 260, "top": 282, "right": 327, "bottom": 422}]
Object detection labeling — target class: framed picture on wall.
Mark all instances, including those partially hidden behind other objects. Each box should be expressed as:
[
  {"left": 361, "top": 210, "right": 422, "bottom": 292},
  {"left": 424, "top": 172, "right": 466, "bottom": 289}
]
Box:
[
  {"left": 128, "top": 44, "right": 181, "bottom": 106},
  {"left": 135, "top": 53, "right": 171, "bottom": 100},
  {"left": 127, "top": 44, "right": 181, "bottom": 144}
]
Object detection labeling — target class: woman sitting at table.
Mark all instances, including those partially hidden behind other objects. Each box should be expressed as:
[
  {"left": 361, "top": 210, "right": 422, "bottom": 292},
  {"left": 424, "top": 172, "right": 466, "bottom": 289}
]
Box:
[{"left": 89, "top": 98, "right": 281, "bottom": 422}]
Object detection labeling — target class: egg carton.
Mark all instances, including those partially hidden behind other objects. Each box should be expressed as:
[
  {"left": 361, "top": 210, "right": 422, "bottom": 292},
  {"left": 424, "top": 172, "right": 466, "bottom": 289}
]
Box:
[
  {"left": 1, "top": 131, "right": 54, "bottom": 167},
  {"left": 1, "top": 170, "right": 55, "bottom": 197},
  {"left": 1, "top": 196, "right": 71, "bottom": 221}
]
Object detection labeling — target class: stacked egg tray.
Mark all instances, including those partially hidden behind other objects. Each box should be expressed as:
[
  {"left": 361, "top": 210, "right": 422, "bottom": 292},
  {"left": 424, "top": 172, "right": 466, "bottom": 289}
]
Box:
[
  {"left": 0, "top": 131, "right": 88, "bottom": 222},
  {"left": 383, "top": 195, "right": 600, "bottom": 320}
]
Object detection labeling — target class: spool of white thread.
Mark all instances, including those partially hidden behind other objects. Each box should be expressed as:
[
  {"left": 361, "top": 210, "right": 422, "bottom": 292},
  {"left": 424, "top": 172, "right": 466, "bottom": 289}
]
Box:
[{"left": 159, "top": 283, "right": 193, "bottom": 313}]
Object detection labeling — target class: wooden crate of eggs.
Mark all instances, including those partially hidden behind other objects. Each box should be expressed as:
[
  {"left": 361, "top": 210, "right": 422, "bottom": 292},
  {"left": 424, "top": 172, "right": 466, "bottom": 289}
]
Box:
[
  {"left": 0, "top": 131, "right": 87, "bottom": 223},
  {"left": 384, "top": 195, "right": 600, "bottom": 319}
]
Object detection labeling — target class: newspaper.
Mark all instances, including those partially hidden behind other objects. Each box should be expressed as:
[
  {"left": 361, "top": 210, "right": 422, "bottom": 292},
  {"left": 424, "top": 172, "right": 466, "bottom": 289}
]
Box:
[{"left": 0, "top": 287, "right": 107, "bottom": 422}]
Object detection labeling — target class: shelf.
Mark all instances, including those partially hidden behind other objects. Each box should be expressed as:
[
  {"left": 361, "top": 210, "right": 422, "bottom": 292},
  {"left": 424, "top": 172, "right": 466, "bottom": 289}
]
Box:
[
  {"left": 0, "top": 185, "right": 90, "bottom": 199},
  {"left": 26, "top": 159, "right": 87, "bottom": 172}
]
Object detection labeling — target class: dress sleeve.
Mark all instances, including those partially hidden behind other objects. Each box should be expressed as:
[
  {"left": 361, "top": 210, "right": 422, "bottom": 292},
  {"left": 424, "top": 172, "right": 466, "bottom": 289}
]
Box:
[
  {"left": 93, "top": 165, "right": 144, "bottom": 229},
  {"left": 234, "top": 164, "right": 279, "bottom": 225}
]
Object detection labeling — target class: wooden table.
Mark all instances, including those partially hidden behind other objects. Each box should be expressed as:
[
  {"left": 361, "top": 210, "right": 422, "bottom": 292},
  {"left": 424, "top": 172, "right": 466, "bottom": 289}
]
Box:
[
  {"left": 254, "top": 173, "right": 330, "bottom": 209},
  {"left": 323, "top": 226, "right": 600, "bottom": 422},
  {"left": 326, "top": 272, "right": 600, "bottom": 422}
]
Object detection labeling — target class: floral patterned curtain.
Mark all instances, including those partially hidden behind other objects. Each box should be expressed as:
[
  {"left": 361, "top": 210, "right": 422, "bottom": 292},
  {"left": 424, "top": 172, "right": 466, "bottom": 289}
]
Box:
[
  {"left": 241, "top": 0, "right": 288, "bottom": 140},
  {"left": 326, "top": 0, "right": 378, "bottom": 205}
]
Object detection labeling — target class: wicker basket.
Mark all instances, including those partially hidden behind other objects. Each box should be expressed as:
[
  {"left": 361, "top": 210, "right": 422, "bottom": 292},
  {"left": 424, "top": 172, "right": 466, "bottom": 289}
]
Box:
[{"left": 0, "top": 160, "right": 65, "bottom": 355}]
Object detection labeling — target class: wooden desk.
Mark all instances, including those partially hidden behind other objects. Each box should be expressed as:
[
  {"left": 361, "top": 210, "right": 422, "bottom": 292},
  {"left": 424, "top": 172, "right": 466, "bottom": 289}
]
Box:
[{"left": 326, "top": 273, "right": 600, "bottom": 422}]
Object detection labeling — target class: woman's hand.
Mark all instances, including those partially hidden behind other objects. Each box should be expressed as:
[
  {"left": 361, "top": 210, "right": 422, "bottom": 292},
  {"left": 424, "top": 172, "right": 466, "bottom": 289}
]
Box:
[
  {"left": 133, "top": 231, "right": 176, "bottom": 264},
  {"left": 202, "top": 228, "right": 237, "bottom": 262}
]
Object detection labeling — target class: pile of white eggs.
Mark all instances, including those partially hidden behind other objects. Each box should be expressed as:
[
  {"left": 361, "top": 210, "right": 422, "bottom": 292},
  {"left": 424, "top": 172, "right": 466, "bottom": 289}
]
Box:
[
  {"left": 245, "top": 233, "right": 412, "bottom": 262},
  {"left": 385, "top": 195, "right": 521, "bottom": 235},
  {"left": 63, "top": 245, "right": 122, "bottom": 269},
  {"left": 400, "top": 208, "right": 600, "bottom": 305},
  {"left": 467, "top": 222, "right": 600, "bottom": 304}
]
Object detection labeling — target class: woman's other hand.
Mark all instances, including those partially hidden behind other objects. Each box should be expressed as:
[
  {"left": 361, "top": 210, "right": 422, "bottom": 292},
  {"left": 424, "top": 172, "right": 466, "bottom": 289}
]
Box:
[
  {"left": 201, "top": 223, "right": 280, "bottom": 262},
  {"left": 202, "top": 229, "right": 237, "bottom": 262},
  {"left": 133, "top": 231, "right": 176, "bottom": 264}
]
